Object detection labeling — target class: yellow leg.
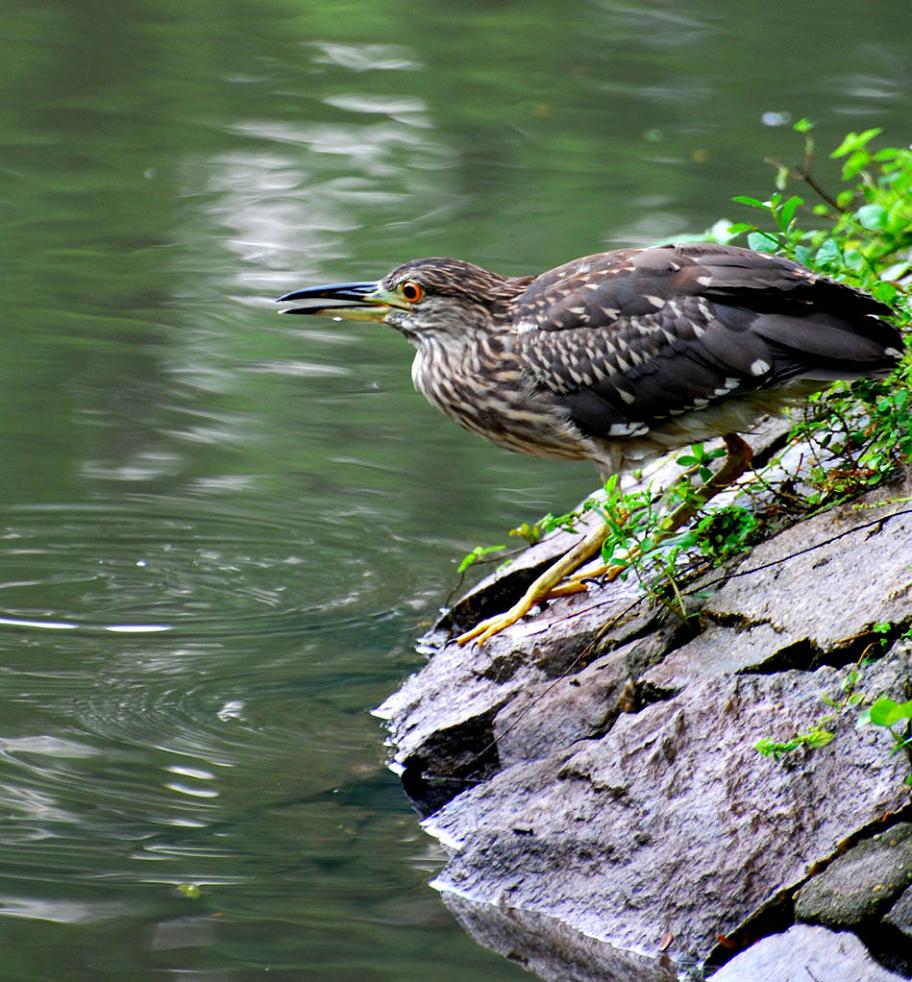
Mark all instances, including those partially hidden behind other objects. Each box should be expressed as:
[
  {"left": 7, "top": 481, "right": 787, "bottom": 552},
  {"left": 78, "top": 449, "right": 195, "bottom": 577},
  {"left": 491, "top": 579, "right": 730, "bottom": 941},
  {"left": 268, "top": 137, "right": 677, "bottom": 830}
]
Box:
[
  {"left": 455, "top": 434, "right": 753, "bottom": 647},
  {"left": 455, "top": 517, "right": 612, "bottom": 646}
]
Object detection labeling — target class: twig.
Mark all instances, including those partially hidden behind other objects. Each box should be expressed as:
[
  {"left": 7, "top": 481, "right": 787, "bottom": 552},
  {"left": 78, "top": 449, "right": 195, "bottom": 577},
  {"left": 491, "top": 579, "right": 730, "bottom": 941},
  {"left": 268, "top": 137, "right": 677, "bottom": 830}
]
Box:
[{"left": 765, "top": 156, "right": 845, "bottom": 214}]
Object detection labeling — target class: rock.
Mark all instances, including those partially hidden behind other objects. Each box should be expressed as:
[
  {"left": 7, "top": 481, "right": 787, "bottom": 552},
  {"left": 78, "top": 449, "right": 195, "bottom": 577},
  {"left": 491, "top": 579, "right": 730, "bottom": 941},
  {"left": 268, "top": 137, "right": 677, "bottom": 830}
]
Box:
[
  {"left": 702, "top": 487, "right": 912, "bottom": 651},
  {"left": 641, "top": 621, "right": 793, "bottom": 695},
  {"left": 795, "top": 823, "right": 912, "bottom": 927},
  {"left": 886, "top": 884, "right": 912, "bottom": 938},
  {"left": 441, "top": 891, "right": 681, "bottom": 982},
  {"left": 709, "top": 923, "right": 907, "bottom": 982},
  {"left": 422, "top": 655, "right": 910, "bottom": 967},
  {"left": 642, "top": 488, "right": 912, "bottom": 693},
  {"left": 374, "top": 571, "right": 658, "bottom": 812},
  {"left": 379, "top": 462, "right": 912, "bottom": 975},
  {"left": 491, "top": 628, "right": 679, "bottom": 766}
]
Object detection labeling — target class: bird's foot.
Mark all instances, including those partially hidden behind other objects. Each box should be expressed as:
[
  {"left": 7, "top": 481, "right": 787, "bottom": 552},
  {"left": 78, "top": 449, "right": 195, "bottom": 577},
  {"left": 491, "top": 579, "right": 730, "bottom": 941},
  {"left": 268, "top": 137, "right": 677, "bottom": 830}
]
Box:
[
  {"left": 455, "top": 593, "right": 544, "bottom": 646},
  {"left": 546, "top": 560, "right": 626, "bottom": 596},
  {"left": 455, "top": 518, "right": 612, "bottom": 646},
  {"left": 455, "top": 435, "right": 753, "bottom": 648},
  {"left": 456, "top": 552, "right": 627, "bottom": 645}
]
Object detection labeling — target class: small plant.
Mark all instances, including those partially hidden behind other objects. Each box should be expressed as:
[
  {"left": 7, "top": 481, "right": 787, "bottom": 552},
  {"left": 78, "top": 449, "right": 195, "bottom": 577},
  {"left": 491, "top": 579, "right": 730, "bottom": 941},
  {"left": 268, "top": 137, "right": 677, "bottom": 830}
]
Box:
[
  {"left": 457, "top": 543, "right": 507, "bottom": 574},
  {"left": 872, "top": 621, "right": 893, "bottom": 650},
  {"left": 692, "top": 505, "right": 760, "bottom": 562},
  {"left": 857, "top": 696, "right": 912, "bottom": 785},
  {"left": 756, "top": 649, "right": 912, "bottom": 786},
  {"left": 755, "top": 725, "right": 835, "bottom": 762},
  {"left": 719, "top": 122, "right": 912, "bottom": 510},
  {"left": 754, "top": 665, "right": 864, "bottom": 764}
]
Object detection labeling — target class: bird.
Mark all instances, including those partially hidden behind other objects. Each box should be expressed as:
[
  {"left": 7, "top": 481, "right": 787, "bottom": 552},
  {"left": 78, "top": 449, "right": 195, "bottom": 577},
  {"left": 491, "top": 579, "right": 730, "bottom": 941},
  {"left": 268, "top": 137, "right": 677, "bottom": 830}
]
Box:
[{"left": 277, "top": 243, "right": 904, "bottom": 645}]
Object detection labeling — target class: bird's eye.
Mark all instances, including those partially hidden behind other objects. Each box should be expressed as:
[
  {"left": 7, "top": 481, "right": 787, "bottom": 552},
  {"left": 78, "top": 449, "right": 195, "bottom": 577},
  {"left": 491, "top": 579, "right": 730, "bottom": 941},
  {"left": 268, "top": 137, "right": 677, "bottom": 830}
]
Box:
[{"left": 400, "top": 280, "right": 424, "bottom": 303}]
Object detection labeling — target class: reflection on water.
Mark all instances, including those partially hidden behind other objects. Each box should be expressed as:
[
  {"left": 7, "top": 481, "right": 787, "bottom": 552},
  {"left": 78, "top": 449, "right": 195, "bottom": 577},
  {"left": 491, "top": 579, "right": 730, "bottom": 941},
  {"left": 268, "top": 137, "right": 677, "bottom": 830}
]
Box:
[{"left": 0, "top": 0, "right": 909, "bottom": 977}]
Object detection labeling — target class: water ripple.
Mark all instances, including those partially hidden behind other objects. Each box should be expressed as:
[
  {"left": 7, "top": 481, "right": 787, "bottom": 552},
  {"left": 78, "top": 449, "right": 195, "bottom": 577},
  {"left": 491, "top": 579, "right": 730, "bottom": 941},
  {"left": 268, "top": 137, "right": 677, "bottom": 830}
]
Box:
[{"left": 0, "top": 497, "right": 403, "bottom": 640}]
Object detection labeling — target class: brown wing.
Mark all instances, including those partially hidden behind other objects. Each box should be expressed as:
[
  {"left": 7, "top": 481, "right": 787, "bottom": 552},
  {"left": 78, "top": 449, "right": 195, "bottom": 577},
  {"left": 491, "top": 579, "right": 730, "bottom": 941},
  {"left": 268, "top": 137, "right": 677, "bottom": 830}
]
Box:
[{"left": 515, "top": 243, "right": 901, "bottom": 438}]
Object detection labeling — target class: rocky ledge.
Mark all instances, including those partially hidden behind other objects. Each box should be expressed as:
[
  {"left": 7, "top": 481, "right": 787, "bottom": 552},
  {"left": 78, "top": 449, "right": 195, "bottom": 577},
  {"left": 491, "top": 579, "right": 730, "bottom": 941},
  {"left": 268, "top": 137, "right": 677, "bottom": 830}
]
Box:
[{"left": 376, "top": 427, "right": 912, "bottom": 981}]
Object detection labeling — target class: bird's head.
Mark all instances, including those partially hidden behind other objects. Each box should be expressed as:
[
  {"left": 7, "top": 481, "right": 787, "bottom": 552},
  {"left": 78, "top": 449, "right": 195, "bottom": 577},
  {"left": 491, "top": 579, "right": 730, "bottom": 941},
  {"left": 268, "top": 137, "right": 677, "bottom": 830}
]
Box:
[{"left": 277, "top": 258, "right": 523, "bottom": 343}]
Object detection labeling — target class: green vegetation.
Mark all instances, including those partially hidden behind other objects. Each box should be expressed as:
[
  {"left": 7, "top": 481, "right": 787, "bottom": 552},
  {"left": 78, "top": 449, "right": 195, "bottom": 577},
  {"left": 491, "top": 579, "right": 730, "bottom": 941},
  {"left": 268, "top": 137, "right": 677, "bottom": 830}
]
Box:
[
  {"left": 723, "top": 121, "right": 912, "bottom": 508},
  {"left": 755, "top": 726, "right": 835, "bottom": 762},
  {"left": 858, "top": 696, "right": 912, "bottom": 785},
  {"left": 755, "top": 657, "right": 865, "bottom": 765},
  {"left": 728, "top": 123, "right": 912, "bottom": 782}
]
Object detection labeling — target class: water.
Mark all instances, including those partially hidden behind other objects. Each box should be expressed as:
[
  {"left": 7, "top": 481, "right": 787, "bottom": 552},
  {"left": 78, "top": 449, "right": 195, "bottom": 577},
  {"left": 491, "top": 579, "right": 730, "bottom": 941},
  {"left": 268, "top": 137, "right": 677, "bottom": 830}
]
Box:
[{"left": 0, "top": 1, "right": 909, "bottom": 977}]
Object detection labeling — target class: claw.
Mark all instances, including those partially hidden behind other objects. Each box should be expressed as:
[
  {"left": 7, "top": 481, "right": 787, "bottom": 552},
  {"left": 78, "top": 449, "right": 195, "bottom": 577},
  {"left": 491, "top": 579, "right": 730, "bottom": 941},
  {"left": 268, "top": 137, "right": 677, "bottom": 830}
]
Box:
[
  {"left": 456, "top": 594, "right": 541, "bottom": 646},
  {"left": 454, "top": 518, "right": 612, "bottom": 646}
]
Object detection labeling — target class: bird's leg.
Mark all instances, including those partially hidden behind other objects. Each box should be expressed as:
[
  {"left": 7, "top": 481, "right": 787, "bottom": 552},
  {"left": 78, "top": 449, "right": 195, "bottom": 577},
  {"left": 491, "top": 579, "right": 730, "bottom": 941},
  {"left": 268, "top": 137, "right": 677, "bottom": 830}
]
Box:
[
  {"left": 455, "top": 518, "right": 612, "bottom": 646},
  {"left": 551, "top": 433, "right": 753, "bottom": 597},
  {"left": 655, "top": 432, "right": 753, "bottom": 536},
  {"left": 552, "top": 433, "right": 754, "bottom": 593},
  {"left": 456, "top": 434, "right": 752, "bottom": 647}
]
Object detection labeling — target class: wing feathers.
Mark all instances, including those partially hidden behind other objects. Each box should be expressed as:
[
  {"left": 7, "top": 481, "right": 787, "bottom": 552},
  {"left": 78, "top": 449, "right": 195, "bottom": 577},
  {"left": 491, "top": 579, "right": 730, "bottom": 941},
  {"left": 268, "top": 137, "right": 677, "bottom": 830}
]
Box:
[{"left": 515, "top": 244, "right": 902, "bottom": 441}]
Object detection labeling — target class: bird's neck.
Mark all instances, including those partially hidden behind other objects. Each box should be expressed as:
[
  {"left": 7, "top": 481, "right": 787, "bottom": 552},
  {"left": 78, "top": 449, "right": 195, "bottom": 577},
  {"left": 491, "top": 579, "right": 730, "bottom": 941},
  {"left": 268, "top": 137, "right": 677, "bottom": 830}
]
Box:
[{"left": 410, "top": 328, "right": 515, "bottom": 424}]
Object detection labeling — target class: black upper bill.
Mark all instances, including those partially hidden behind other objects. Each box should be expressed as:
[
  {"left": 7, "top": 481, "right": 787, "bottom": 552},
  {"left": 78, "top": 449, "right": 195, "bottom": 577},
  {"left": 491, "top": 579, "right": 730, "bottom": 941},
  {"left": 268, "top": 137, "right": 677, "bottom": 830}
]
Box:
[{"left": 275, "top": 281, "right": 379, "bottom": 315}]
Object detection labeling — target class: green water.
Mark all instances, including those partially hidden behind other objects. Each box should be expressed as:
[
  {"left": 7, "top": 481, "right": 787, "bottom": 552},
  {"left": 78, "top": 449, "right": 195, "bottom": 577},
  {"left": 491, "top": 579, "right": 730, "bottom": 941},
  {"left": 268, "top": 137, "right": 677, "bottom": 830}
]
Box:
[{"left": 0, "top": 1, "right": 909, "bottom": 977}]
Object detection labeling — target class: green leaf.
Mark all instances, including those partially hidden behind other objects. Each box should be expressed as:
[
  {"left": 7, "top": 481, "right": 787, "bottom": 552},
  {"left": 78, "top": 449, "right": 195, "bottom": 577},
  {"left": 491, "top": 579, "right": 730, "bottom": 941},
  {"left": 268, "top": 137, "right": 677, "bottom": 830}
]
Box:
[
  {"left": 836, "top": 189, "right": 856, "bottom": 209},
  {"left": 865, "top": 697, "right": 912, "bottom": 728},
  {"left": 805, "top": 727, "right": 835, "bottom": 749},
  {"left": 726, "top": 222, "right": 758, "bottom": 235},
  {"left": 855, "top": 203, "right": 887, "bottom": 230},
  {"left": 873, "top": 283, "right": 899, "bottom": 304},
  {"left": 779, "top": 195, "right": 805, "bottom": 228},
  {"left": 842, "top": 150, "right": 872, "bottom": 181},
  {"left": 830, "top": 128, "right": 882, "bottom": 159},
  {"left": 815, "top": 239, "right": 841, "bottom": 266},
  {"left": 457, "top": 544, "right": 506, "bottom": 574},
  {"left": 793, "top": 117, "right": 814, "bottom": 133},
  {"left": 747, "top": 231, "right": 780, "bottom": 252},
  {"left": 732, "top": 195, "right": 767, "bottom": 209}
]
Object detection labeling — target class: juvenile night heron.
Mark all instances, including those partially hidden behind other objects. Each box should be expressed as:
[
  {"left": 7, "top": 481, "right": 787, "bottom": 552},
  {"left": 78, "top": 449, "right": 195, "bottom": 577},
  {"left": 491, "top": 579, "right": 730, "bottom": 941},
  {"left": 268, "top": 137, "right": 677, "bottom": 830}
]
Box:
[{"left": 278, "top": 243, "right": 903, "bottom": 644}]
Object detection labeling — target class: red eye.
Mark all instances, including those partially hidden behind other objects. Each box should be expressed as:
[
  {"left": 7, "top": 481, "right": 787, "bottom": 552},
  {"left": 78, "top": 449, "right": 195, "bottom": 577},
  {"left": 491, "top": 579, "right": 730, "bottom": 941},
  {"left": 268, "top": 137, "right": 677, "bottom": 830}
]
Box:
[{"left": 401, "top": 280, "right": 423, "bottom": 303}]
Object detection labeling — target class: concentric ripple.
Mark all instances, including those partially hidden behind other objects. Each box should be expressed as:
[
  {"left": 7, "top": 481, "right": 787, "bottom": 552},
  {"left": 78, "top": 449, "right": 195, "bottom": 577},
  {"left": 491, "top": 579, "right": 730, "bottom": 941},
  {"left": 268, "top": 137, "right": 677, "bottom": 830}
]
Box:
[{"left": 0, "top": 495, "right": 411, "bottom": 639}]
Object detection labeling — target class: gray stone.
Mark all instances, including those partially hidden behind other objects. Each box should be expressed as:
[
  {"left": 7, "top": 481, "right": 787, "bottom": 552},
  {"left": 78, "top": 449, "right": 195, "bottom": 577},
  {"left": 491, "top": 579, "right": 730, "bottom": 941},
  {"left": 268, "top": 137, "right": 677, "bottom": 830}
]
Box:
[
  {"left": 710, "top": 923, "right": 907, "bottom": 982},
  {"left": 374, "top": 570, "right": 657, "bottom": 807},
  {"left": 442, "top": 891, "right": 680, "bottom": 982},
  {"left": 642, "top": 490, "right": 912, "bottom": 693},
  {"left": 642, "top": 620, "right": 792, "bottom": 694},
  {"left": 380, "top": 455, "right": 912, "bottom": 974},
  {"left": 702, "top": 488, "right": 912, "bottom": 652},
  {"left": 424, "top": 655, "right": 910, "bottom": 964},
  {"left": 795, "top": 823, "right": 912, "bottom": 928},
  {"left": 886, "top": 884, "right": 912, "bottom": 938},
  {"left": 491, "top": 635, "right": 660, "bottom": 766}
]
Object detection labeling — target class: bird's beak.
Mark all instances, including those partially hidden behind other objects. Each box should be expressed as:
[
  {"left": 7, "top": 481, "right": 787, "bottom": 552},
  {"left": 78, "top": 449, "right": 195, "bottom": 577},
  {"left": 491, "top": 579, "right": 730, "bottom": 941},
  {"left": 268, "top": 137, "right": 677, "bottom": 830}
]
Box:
[{"left": 276, "top": 281, "right": 403, "bottom": 322}]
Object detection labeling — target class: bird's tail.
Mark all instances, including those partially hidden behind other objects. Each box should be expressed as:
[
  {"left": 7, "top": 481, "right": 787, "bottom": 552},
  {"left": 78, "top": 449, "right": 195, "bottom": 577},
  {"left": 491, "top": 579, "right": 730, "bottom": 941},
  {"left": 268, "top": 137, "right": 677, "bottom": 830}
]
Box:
[{"left": 755, "top": 311, "right": 904, "bottom": 382}]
